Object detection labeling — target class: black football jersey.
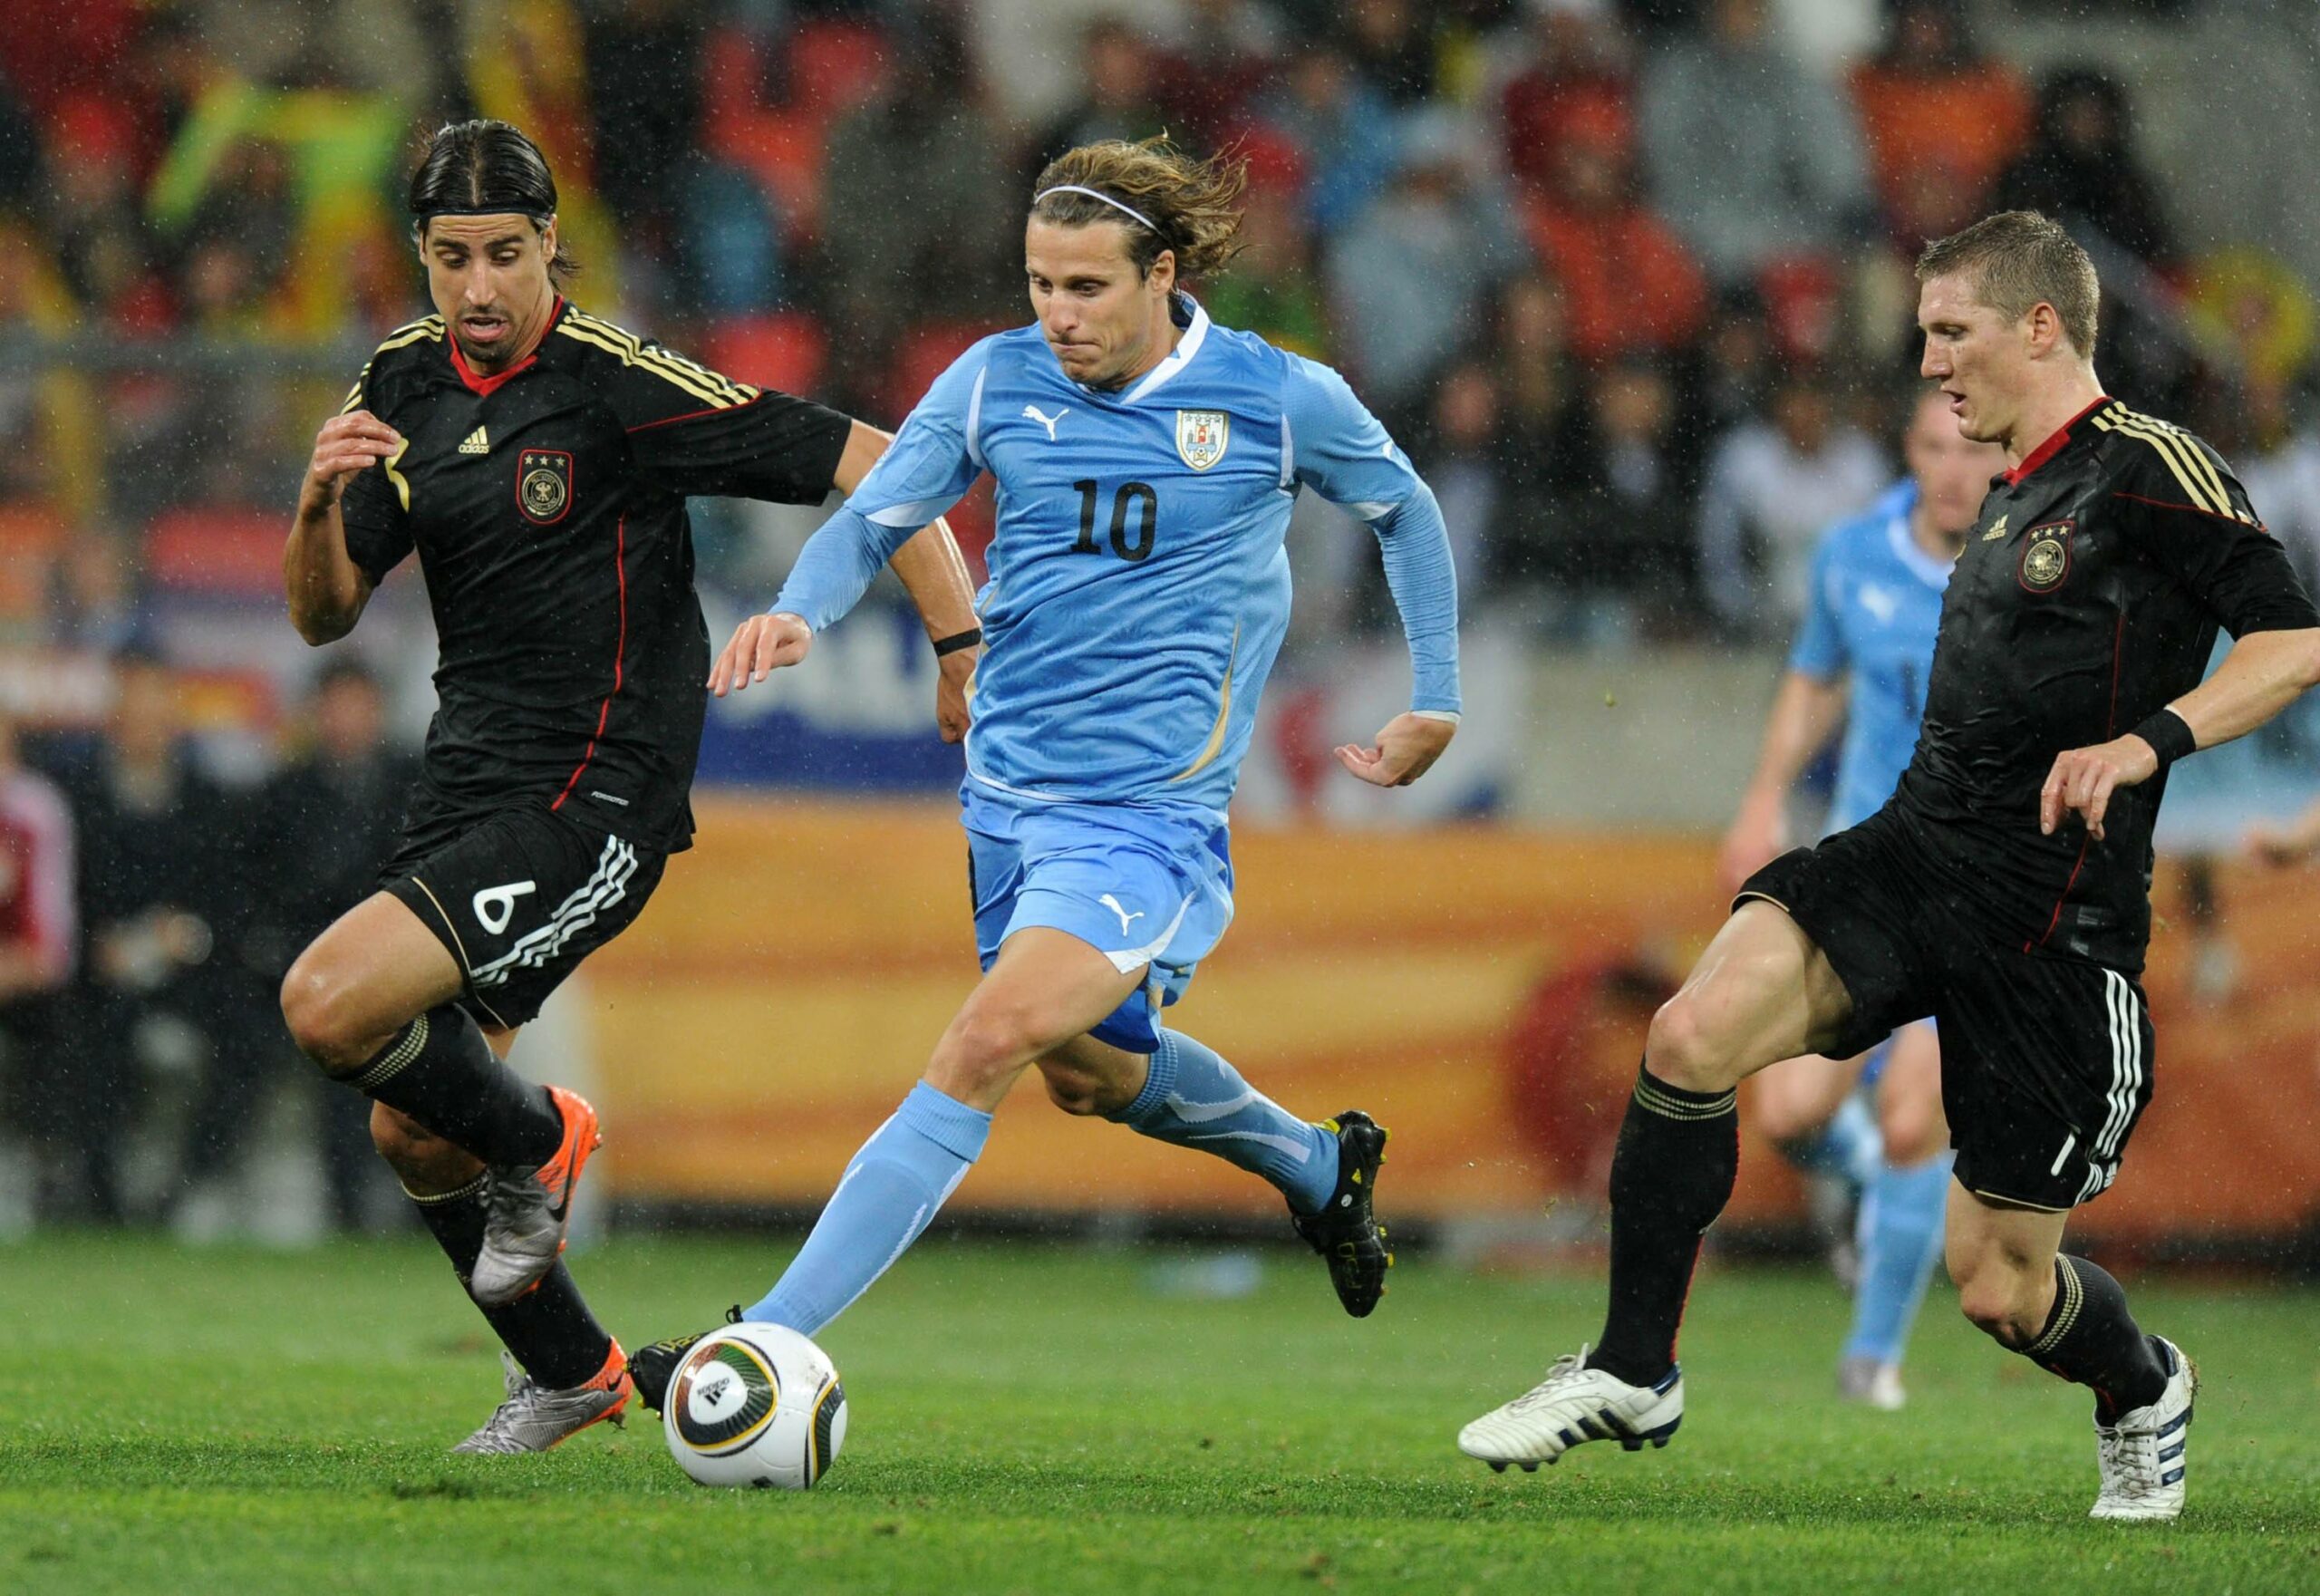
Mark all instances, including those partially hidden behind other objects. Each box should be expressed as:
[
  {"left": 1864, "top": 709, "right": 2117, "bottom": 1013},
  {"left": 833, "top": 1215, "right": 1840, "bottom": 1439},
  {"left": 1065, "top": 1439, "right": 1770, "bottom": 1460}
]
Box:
[
  {"left": 336, "top": 300, "right": 852, "bottom": 851},
  {"left": 1891, "top": 396, "right": 2319, "bottom": 966}
]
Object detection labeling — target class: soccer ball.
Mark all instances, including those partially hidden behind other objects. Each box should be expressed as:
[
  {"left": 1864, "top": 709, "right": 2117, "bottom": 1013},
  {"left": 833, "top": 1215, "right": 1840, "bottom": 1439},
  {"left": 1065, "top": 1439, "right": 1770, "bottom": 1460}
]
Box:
[{"left": 661, "top": 1323, "right": 847, "bottom": 1489}]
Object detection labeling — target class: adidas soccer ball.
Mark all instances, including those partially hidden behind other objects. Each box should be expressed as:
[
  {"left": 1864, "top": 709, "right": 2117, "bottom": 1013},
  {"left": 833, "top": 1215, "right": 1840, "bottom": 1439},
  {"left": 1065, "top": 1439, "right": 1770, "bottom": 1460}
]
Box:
[{"left": 662, "top": 1323, "right": 847, "bottom": 1489}]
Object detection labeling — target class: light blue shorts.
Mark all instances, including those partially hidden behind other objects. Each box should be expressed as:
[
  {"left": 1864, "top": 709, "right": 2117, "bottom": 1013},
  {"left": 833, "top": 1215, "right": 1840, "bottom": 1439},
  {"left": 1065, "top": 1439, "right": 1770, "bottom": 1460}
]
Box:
[{"left": 962, "top": 784, "right": 1235, "bottom": 1053}]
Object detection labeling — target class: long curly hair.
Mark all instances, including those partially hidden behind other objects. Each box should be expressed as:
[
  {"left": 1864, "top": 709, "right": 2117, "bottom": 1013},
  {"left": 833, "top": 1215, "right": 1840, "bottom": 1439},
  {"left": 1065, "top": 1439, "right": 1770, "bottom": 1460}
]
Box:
[{"left": 1030, "top": 137, "right": 1246, "bottom": 281}]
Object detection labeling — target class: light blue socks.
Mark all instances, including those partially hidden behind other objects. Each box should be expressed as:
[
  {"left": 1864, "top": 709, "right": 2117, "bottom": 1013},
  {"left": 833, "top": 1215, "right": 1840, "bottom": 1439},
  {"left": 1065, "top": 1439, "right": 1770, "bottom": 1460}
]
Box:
[
  {"left": 1107, "top": 1030, "right": 1339, "bottom": 1214},
  {"left": 1844, "top": 1151, "right": 1953, "bottom": 1366},
  {"left": 745, "top": 1081, "right": 992, "bottom": 1334}
]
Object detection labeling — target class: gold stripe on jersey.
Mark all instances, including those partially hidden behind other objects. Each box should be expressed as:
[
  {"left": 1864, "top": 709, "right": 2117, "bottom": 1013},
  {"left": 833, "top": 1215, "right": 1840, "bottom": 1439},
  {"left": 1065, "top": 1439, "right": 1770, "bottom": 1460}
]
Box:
[
  {"left": 341, "top": 318, "right": 445, "bottom": 413},
  {"left": 2119, "top": 405, "right": 2243, "bottom": 521},
  {"left": 2091, "top": 407, "right": 2215, "bottom": 512},
  {"left": 556, "top": 322, "right": 732, "bottom": 408},
  {"left": 556, "top": 321, "right": 727, "bottom": 408},
  {"left": 378, "top": 315, "right": 446, "bottom": 352},
  {"left": 2094, "top": 407, "right": 2248, "bottom": 521},
  {"left": 614, "top": 332, "right": 758, "bottom": 405},
  {"left": 383, "top": 436, "right": 412, "bottom": 512},
  {"left": 2104, "top": 408, "right": 2231, "bottom": 516},
  {"left": 1168, "top": 624, "right": 1241, "bottom": 784},
  {"left": 559, "top": 308, "right": 758, "bottom": 407},
  {"left": 566, "top": 307, "right": 754, "bottom": 402},
  {"left": 2091, "top": 407, "right": 2209, "bottom": 511}
]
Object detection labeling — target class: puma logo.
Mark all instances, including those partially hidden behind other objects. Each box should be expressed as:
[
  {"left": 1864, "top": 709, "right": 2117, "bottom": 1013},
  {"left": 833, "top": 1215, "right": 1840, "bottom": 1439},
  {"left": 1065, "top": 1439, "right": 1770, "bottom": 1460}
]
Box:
[
  {"left": 1099, "top": 894, "right": 1145, "bottom": 937},
  {"left": 471, "top": 880, "right": 537, "bottom": 935},
  {"left": 1023, "top": 403, "right": 1068, "bottom": 441}
]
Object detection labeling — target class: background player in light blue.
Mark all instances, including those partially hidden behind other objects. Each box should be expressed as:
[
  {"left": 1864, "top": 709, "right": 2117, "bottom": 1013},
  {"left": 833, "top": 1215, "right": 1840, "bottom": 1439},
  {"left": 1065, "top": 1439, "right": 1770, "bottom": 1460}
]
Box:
[
  {"left": 1719, "top": 387, "right": 2006, "bottom": 1407},
  {"left": 630, "top": 139, "right": 1460, "bottom": 1397}
]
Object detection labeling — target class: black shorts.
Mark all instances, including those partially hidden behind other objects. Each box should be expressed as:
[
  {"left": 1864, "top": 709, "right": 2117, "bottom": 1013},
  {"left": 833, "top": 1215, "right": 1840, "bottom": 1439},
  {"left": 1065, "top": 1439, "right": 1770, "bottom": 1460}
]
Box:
[
  {"left": 379, "top": 798, "right": 666, "bottom": 1029},
  {"left": 1736, "top": 808, "right": 2153, "bottom": 1212}
]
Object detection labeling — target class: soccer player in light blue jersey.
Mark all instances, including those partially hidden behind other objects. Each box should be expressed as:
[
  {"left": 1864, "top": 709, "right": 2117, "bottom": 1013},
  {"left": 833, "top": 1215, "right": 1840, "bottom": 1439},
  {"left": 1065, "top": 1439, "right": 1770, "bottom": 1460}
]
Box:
[
  {"left": 1718, "top": 387, "right": 2005, "bottom": 1408},
  {"left": 631, "top": 139, "right": 1460, "bottom": 1404}
]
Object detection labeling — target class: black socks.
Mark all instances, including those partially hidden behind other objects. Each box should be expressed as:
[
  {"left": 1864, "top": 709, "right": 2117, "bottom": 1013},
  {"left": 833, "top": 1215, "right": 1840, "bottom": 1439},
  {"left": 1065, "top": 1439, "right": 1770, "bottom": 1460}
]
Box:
[
  {"left": 345, "top": 1005, "right": 561, "bottom": 1169},
  {"left": 1588, "top": 1066, "right": 1740, "bottom": 1387},
  {"left": 409, "top": 1175, "right": 612, "bottom": 1390},
  {"left": 2023, "top": 1254, "right": 2170, "bottom": 1422},
  {"left": 1587, "top": 1067, "right": 1735, "bottom": 1391}
]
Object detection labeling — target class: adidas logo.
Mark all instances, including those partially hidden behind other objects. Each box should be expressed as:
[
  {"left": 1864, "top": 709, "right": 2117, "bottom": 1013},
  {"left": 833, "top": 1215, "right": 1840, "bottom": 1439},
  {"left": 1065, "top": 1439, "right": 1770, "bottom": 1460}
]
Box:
[
  {"left": 458, "top": 426, "right": 489, "bottom": 455},
  {"left": 1981, "top": 513, "right": 2008, "bottom": 541}
]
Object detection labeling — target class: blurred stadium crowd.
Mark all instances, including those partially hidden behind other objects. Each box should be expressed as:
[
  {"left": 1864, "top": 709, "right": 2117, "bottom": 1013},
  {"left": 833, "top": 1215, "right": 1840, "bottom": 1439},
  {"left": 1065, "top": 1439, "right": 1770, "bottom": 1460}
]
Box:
[
  {"left": 5, "top": 0, "right": 2320, "bottom": 1231},
  {"left": 5, "top": 0, "right": 2320, "bottom": 644}
]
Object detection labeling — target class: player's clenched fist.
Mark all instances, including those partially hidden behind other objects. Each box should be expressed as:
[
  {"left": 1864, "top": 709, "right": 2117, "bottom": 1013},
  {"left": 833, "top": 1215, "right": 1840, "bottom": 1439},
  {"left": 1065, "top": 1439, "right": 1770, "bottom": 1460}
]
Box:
[
  {"left": 2039, "top": 733, "right": 2159, "bottom": 841},
  {"left": 1336, "top": 711, "right": 1456, "bottom": 788},
  {"left": 710, "top": 611, "right": 813, "bottom": 697},
  {"left": 300, "top": 410, "right": 401, "bottom": 516}
]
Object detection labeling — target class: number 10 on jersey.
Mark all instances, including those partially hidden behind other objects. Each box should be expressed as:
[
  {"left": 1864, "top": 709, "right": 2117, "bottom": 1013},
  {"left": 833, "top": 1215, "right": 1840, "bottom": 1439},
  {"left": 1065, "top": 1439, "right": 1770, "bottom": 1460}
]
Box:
[{"left": 1072, "top": 479, "right": 1158, "bottom": 563}]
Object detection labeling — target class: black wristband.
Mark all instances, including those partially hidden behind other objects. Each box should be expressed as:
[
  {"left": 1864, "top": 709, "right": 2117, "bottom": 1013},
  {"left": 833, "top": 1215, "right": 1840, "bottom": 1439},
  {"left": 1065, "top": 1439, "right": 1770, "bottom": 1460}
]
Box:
[
  {"left": 2130, "top": 708, "right": 2197, "bottom": 770},
  {"left": 932, "top": 626, "right": 982, "bottom": 658}
]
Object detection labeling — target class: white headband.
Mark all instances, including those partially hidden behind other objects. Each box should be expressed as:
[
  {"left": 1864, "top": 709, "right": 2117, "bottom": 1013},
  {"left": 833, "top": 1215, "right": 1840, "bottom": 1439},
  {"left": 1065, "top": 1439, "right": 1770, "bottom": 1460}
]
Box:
[{"left": 1033, "top": 184, "right": 1162, "bottom": 236}]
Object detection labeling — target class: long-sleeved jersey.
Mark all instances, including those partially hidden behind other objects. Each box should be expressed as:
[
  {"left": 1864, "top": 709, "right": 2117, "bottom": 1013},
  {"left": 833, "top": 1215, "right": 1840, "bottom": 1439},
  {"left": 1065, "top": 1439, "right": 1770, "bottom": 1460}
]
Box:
[{"left": 772, "top": 294, "right": 1460, "bottom": 817}]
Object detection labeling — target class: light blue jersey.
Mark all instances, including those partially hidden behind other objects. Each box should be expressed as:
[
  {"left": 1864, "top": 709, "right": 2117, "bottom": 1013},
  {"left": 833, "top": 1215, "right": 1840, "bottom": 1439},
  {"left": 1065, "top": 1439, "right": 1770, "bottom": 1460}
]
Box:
[
  {"left": 1784, "top": 481, "right": 1957, "bottom": 1377},
  {"left": 774, "top": 295, "right": 1461, "bottom": 818},
  {"left": 772, "top": 295, "right": 1457, "bottom": 1046},
  {"left": 1789, "top": 480, "right": 1949, "bottom": 832}
]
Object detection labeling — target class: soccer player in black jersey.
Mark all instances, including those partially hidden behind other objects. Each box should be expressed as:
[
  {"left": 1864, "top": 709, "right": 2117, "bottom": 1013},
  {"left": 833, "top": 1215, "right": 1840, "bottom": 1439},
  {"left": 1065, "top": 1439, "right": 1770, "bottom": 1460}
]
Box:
[
  {"left": 278, "top": 121, "right": 981, "bottom": 1452},
  {"left": 1461, "top": 212, "right": 2320, "bottom": 1521}
]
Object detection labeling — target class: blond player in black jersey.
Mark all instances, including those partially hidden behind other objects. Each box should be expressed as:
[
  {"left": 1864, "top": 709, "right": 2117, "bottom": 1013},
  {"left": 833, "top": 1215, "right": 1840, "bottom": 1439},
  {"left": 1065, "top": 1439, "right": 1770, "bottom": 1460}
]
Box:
[{"left": 1460, "top": 212, "right": 2320, "bottom": 1522}]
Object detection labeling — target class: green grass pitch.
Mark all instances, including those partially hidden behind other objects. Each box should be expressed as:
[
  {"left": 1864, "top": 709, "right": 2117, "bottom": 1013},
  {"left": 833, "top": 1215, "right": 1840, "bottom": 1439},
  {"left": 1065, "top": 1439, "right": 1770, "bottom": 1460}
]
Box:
[{"left": 0, "top": 1234, "right": 2313, "bottom": 1593}]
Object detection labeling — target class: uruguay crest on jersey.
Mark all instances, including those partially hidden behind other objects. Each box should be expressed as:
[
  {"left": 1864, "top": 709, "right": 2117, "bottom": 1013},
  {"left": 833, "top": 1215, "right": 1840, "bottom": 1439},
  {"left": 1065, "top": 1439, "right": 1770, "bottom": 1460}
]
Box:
[{"left": 1175, "top": 410, "right": 1229, "bottom": 471}]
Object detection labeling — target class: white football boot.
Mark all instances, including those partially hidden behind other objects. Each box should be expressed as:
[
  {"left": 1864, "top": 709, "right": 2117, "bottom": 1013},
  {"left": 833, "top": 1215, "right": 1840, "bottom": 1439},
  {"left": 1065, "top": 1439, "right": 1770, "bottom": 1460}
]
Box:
[
  {"left": 1458, "top": 1349, "right": 1684, "bottom": 1471},
  {"left": 2089, "top": 1337, "right": 2196, "bottom": 1522}
]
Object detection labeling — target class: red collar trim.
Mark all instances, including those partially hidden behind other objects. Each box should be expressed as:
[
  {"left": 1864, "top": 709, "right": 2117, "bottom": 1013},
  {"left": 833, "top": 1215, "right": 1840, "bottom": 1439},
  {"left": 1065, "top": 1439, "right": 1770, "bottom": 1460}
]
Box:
[
  {"left": 2002, "top": 394, "right": 2112, "bottom": 486},
  {"left": 448, "top": 296, "right": 564, "bottom": 397}
]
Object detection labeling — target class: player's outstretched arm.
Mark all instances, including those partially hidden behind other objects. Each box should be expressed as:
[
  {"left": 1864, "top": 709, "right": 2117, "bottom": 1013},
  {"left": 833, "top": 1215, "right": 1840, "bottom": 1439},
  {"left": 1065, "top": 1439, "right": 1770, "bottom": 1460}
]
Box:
[
  {"left": 285, "top": 410, "right": 394, "bottom": 644},
  {"left": 1282, "top": 356, "right": 1462, "bottom": 787},
  {"left": 2043, "top": 626, "right": 2320, "bottom": 839},
  {"left": 1720, "top": 672, "right": 1847, "bottom": 894},
  {"left": 710, "top": 502, "right": 922, "bottom": 698},
  {"left": 1338, "top": 481, "right": 1461, "bottom": 788}
]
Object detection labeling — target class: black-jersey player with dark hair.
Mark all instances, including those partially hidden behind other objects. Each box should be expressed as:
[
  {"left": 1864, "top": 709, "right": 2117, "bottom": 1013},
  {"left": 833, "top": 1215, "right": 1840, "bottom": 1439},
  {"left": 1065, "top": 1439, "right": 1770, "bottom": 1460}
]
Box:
[
  {"left": 1460, "top": 211, "right": 2320, "bottom": 1522},
  {"left": 280, "top": 120, "right": 982, "bottom": 1452}
]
